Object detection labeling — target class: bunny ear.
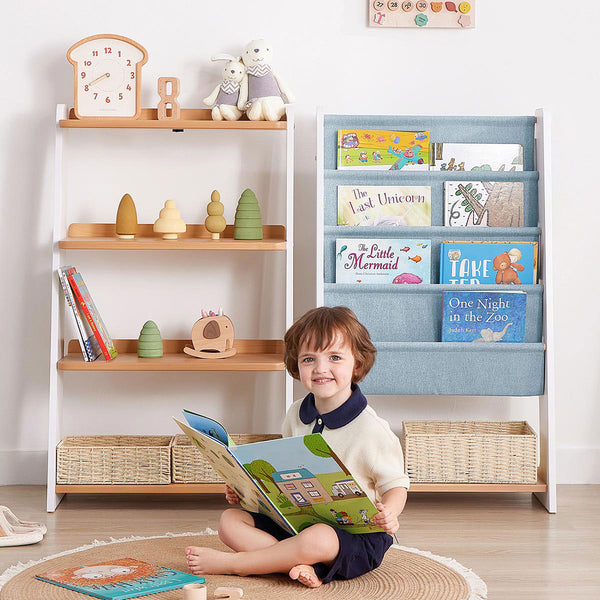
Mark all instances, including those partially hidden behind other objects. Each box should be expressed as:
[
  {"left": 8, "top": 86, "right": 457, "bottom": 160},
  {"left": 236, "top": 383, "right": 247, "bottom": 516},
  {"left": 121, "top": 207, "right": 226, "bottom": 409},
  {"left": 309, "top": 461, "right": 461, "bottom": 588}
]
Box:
[{"left": 211, "top": 53, "right": 237, "bottom": 62}]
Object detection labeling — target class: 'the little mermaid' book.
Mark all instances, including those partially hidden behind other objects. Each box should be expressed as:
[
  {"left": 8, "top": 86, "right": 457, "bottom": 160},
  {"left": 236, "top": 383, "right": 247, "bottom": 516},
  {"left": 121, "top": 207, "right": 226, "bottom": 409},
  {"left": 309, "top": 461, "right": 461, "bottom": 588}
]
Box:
[
  {"left": 174, "top": 413, "right": 385, "bottom": 535},
  {"left": 337, "top": 129, "right": 429, "bottom": 170},
  {"left": 35, "top": 558, "right": 205, "bottom": 599}
]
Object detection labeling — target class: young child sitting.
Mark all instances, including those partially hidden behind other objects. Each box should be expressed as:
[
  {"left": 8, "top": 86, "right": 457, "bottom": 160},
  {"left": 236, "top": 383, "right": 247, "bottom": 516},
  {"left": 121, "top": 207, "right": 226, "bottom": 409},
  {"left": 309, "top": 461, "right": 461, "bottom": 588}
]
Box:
[{"left": 185, "top": 306, "right": 410, "bottom": 587}]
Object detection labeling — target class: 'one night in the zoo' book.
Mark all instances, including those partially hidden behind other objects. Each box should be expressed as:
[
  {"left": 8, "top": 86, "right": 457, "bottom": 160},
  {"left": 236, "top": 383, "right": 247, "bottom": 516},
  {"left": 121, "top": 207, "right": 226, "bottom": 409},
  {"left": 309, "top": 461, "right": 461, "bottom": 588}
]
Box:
[
  {"left": 174, "top": 413, "right": 385, "bottom": 535},
  {"left": 337, "top": 129, "right": 429, "bottom": 170},
  {"left": 439, "top": 241, "right": 538, "bottom": 285},
  {"left": 35, "top": 558, "right": 206, "bottom": 600},
  {"left": 441, "top": 290, "right": 527, "bottom": 343}
]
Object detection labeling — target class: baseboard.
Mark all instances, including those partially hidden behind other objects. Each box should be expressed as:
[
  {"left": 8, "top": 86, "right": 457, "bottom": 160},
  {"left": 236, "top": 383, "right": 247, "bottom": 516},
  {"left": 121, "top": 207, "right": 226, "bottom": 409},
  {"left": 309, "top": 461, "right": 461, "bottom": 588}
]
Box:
[
  {"left": 0, "top": 450, "right": 46, "bottom": 485},
  {"left": 1, "top": 447, "right": 599, "bottom": 485}
]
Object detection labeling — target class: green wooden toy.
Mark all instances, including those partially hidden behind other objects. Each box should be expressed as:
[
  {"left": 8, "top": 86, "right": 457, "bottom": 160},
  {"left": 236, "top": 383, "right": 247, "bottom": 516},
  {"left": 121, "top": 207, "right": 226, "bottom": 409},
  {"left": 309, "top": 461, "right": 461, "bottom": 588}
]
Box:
[
  {"left": 137, "top": 320, "right": 163, "bottom": 358},
  {"left": 233, "top": 188, "right": 263, "bottom": 240},
  {"left": 205, "top": 189, "right": 227, "bottom": 239}
]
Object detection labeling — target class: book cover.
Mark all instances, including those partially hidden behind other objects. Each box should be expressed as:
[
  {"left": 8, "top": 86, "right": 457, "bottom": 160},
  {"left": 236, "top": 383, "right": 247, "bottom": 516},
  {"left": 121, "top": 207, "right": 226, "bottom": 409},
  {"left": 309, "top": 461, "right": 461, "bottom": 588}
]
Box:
[
  {"left": 336, "top": 239, "right": 431, "bottom": 284},
  {"left": 337, "top": 185, "right": 431, "bottom": 226},
  {"left": 68, "top": 272, "right": 118, "bottom": 361},
  {"left": 35, "top": 558, "right": 205, "bottom": 600},
  {"left": 439, "top": 241, "right": 538, "bottom": 285},
  {"left": 58, "top": 266, "right": 102, "bottom": 361},
  {"left": 441, "top": 290, "right": 527, "bottom": 342},
  {"left": 175, "top": 415, "right": 384, "bottom": 535},
  {"left": 337, "top": 129, "right": 429, "bottom": 170},
  {"left": 430, "top": 143, "right": 523, "bottom": 171},
  {"left": 444, "top": 181, "right": 525, "bottom": 227}
]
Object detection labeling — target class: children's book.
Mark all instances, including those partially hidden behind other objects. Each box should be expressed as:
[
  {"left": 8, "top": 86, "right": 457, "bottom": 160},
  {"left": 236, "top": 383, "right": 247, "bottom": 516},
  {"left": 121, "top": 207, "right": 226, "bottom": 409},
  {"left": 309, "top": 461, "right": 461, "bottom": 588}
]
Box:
[
  {"left": 35, "top": 557, "right": 205, "bottom": 600},
  {"left": 336, "top": 239, "right": 431, "bottom": 284},
  {"left": 444, "top": 181, "right": 525, "bottom": 227},
  {"left": 337, "top": 129, "right": 429, "bottom": 170},
  {"left": 58, "top": 266, "right": 102, "bottom": 362},
  {"left": 337, "top": 185, "right": 431, "bottom": 226},
  {"left": 67, "top": 272, "right": 118, "bottom": 361},
  {"left": 430, "top": 143, "right": 523, "bottom": 171},
  {"left": 441, "top": 290, "right": 527, "bottom": 343},
  {"left": 174, "top": 413, "right": 385, "bottom": 535},
  {"left": 439, "top": 241, "right": 538, "bottom": 285}
]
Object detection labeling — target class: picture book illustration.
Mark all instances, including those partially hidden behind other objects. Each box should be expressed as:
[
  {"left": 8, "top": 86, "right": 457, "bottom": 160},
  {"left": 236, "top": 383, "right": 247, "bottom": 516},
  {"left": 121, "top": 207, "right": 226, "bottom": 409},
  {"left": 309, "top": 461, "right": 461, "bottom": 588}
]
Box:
[
  {"left": 336, "top": 239, "right": 431, "bottom": 284},
  {"left": 444, "top": 181, "right": 525, "bottom": 227},
  {"left": 439, "top": 241, "right": 538, "bottom": 285},
  {"left": 430, "top": 143, "right": 523, "bottom": 171},
  {"left": 174, "top": 413, "right": 384, "bottom": 535},
  {"left": 35, "top": 558, "right": 205, "bottom": 600},
  {"left": 337, "top": 185, "right": 431, "bottom": 227},
  {"left": 441, "top": 290, "right": 526, "bottom": 343},
  {"left": 337, "top": 129, "right": 429, "bottom": 170}
]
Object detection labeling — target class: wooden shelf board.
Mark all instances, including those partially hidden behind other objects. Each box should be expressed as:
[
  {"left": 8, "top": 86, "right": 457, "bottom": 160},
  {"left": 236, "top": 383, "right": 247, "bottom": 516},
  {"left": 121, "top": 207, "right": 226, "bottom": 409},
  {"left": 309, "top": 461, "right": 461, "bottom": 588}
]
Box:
[
  {"left": 59, "top": 339, "right": 286, "bottom": 372},
  {"left": 60, "top": 108, "right": 287, "bottom": 130},
  {"left": 409, "top": 478, "right": 547, "bottom": 492},
  {"left": 60, "top": 224, "right": 286, "bottom": 251},
  {"left": 55, "top": 483, "right": 225, "bottom": 494}
]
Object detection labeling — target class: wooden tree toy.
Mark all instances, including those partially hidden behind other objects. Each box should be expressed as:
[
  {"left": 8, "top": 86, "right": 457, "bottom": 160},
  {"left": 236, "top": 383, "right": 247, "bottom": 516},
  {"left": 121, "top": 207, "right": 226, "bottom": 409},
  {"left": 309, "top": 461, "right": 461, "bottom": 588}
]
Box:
[
  {"left": 153, "top": 200, "right": 186, "bottom": 239},
  {"left": 183, "top": 310, "right": 237, "bottom": 359},
  {"left": 157, "top": 77, "right": 181, "bottom": 120},
  {"left": 233, "top": 188, "right": 263, "bottom": 240},
  {"left": 115, "top": 193, "right": 137, "bottom": 239},
  {"left": 137, "top": 320, "right": 163, "bottom": 358},
  {"left": 205, "top": 190, "right": 226, "bottom": 239}
]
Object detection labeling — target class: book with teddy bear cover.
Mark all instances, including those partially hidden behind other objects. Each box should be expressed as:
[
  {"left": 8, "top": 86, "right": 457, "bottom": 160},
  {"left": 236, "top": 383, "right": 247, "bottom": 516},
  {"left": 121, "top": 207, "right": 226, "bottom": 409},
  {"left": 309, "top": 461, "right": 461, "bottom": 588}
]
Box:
[{"left": 439, "top": 241, "right": 538, "bottom": 285}]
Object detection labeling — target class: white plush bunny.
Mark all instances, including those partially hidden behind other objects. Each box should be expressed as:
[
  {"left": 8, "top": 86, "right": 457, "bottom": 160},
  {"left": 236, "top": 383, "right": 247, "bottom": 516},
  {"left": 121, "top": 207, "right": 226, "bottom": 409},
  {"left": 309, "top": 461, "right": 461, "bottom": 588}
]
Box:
[
  {"left": 203, "top": 54, "right": 246, "bottom": 121},
  {"left": 238, "top": 39, "right": 295, "bottom": 122}
]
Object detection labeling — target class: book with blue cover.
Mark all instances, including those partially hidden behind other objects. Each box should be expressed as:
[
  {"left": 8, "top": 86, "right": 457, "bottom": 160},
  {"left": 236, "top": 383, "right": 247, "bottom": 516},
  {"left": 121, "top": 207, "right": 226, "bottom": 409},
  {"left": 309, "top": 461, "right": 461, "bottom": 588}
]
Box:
[
  {"left": 35, "top": 558, "right": 205, "bottom": 599},
  {"left": 441, "top": 290, "right": 527, "bottom": 342},
  {"left": 439, "top": 241, "right": 538, "bottom": 285}
]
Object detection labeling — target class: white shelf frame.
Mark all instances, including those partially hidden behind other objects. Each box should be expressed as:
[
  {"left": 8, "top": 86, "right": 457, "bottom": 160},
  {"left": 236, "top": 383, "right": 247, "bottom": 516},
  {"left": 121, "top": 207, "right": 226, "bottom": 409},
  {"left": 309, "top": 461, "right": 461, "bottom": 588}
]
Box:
[
  {"left": 47, "top": 104, "right": 294, "bottom": 511},
  {"left": 315, "top": 108, "right": 556, "bottom": 512}
]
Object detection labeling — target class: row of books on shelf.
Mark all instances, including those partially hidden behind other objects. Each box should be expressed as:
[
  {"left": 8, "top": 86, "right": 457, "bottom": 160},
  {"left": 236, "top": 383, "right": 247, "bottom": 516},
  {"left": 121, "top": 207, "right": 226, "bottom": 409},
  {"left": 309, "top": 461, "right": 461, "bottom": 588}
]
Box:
[{"left": 57, "top": 266, "right": 117, "bottom": 361}]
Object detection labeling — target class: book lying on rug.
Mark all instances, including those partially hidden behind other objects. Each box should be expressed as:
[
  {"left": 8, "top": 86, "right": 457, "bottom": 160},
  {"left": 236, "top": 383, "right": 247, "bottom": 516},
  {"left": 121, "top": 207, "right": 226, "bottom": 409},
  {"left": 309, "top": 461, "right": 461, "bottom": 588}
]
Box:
[
  {"left": 174, "top": 412, "right": 384, "bottom": 535},
  {"left": 337, "top": 129, "right": 429, "bottom": 170},
  {"left": 429, "top": 142, "right": 523, "bottom": 171},
  {"left": 337, "top": 185, "right": 431, "bottom": 226},
  {"left": 443, "top": 181, "right": 525, "bottom": 227},
  {"left": 441, "top": 290, "right": 527, "bottom": 343},
  {"left": 35, "top": 557, "right": 205, "bottom": 600},
  {"left": 336, "top": 238, "right": 431, "bottom": 284},
  {"left": 439, "top": 241, "right": 538, "bottom": 285}
]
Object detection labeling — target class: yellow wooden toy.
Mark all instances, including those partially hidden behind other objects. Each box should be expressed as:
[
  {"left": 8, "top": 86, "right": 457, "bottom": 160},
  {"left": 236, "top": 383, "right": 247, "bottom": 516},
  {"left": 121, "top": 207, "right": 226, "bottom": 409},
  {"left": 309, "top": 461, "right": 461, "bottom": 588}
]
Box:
[
  {"left": 115, "top": 193, "right": 137, "bottom": 239},
  {"left": 153, "top": 200, "right": 186, "bottom": 239},
  {"left": 205, "top": 190, "right": 226, "bottom": 240},
  {"left": 183, "top": 310, "right": 237, "bottom": 359}
]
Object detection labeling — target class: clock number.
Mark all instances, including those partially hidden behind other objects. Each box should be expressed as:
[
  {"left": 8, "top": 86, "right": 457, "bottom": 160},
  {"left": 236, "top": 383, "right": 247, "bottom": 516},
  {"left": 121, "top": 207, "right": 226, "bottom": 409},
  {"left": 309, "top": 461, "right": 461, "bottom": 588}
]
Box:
[
  {"left": 130, "top": 72, "right": 135, "bottom": 79},
  {"left": 118, "top": 50, "right": 122, "bottom": 57},
  {"left": 126, "top": 59, "right": 131, "bottom": 66},
  {"left": 81, "top": 72, "right": 86, "bottom": 78},
  {"left": 118, "top": 93, "right": 123, "bottom": 100},
  {"left": 126, "top": 84, "right": 132, "bottom": 91},
  {"left": 105, "top": 96, "right": 111, "bottom": 103},
  {"left": 84, "top": 85, "right": 89, "bottom": 91},
  {"left": 104, "top": 47, "right": 112, "bottom": 54},
  {"left": 84, "top": 60, "right": 91, "bottom": 66},
  {"left": 92, "top": 50, "right": 98, "bottom": 57},
  {"left": 94, "top": 93, "right": 98, "bottom": 99}
]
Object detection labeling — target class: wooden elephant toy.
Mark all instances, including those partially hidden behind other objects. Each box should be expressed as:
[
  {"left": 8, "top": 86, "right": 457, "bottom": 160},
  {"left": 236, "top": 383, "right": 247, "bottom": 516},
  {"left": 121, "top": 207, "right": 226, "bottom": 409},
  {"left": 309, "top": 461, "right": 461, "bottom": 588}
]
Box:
[{"left": 183, "top": 314, "right": 237, "bottom": 359}]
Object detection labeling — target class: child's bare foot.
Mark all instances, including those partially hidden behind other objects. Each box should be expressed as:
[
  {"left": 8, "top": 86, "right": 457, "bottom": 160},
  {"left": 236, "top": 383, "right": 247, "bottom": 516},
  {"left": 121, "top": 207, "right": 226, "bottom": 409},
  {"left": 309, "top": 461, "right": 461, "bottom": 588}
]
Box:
[
  {"left": 289, "top": 564, "right": 323, "bottom": 588},
  {"left": 185, "top": 545, "right": 236, "bottom": 575}
]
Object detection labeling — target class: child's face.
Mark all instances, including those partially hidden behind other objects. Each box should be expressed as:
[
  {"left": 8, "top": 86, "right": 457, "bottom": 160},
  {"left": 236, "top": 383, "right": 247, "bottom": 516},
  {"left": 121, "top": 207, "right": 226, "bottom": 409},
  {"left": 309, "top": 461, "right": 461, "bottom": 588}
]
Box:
[{"left": 297, "top": 334, "right": 356, "bottom": 409}]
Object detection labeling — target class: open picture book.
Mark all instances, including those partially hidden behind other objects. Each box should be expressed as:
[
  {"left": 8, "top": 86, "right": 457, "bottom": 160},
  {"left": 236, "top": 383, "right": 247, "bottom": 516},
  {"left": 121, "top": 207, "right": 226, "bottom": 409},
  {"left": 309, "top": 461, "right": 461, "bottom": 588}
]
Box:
[{"left": 174, "top": 410, "right": 384, "bottom": 535}]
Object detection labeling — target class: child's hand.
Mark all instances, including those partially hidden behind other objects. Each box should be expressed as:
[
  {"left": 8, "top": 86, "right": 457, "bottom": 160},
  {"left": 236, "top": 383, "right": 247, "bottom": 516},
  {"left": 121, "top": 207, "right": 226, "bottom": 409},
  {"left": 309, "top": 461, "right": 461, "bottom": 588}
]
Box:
[
  {"left": 373, "top": 502, "right": 399, "bottom": 534},
  {"left": 225, "top": 485, "right": 241, "bottom": 505}
]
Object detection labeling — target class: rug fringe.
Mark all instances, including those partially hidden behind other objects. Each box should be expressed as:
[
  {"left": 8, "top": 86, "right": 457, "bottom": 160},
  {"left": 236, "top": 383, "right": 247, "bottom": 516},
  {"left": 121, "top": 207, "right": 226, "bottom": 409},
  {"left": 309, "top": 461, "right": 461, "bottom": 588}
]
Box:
[
  {"left": 393, "top": 544, "right": 488, "bottom": 600},
  {"left": 0, "top": 529, "right": 218, "bottom": 589}
]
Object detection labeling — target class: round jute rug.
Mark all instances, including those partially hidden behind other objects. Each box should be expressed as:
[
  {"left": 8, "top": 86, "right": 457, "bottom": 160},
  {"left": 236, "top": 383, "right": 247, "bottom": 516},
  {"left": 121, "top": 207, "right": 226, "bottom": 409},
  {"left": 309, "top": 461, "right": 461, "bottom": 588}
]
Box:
[{"left": 0, "top": 531, "right": 486, "bottom": 600}]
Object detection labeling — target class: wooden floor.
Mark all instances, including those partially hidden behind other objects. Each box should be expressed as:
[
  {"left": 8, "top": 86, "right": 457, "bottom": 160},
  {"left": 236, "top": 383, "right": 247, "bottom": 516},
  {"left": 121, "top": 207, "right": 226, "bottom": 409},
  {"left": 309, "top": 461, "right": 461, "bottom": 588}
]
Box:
[{"left": 1, "top": 486, "right": 599, "bottom": 598}]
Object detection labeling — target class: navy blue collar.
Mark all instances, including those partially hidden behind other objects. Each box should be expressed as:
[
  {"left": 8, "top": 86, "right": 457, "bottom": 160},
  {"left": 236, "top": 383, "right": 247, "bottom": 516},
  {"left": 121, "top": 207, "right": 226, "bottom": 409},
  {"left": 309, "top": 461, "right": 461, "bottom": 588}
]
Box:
[{"left": 299, "top": 384, "right": 367, "bottom": 433}]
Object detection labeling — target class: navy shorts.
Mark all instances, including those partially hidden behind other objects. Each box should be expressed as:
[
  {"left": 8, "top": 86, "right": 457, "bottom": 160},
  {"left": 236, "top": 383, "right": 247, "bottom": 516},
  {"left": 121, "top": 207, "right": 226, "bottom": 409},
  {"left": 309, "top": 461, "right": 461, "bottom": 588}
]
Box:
[{"left": 249, "top": 512, "right": 392, "bottom": 584}]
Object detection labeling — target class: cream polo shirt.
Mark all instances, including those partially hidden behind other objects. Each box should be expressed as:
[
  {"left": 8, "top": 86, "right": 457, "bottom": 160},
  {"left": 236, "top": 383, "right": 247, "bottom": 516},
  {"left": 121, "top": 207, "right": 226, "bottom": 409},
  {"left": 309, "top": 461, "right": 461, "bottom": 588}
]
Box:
[{"left": 282, "top": 385, "right": 410, "bottom": 505}]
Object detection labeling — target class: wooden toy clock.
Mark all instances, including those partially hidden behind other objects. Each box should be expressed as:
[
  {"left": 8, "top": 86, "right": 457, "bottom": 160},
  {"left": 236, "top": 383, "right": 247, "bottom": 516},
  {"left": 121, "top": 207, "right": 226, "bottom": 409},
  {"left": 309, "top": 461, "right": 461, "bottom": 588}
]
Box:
[{"left": 67, "top": 34, "right": 148, "bottom": 119}]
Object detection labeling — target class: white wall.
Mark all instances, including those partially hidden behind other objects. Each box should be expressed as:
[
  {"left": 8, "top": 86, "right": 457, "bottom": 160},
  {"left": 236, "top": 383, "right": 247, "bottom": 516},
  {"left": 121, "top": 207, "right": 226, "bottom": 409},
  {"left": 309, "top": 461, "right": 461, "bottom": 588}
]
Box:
[{"left": 1, "top": 0, "right": 598, "bottom": 485}]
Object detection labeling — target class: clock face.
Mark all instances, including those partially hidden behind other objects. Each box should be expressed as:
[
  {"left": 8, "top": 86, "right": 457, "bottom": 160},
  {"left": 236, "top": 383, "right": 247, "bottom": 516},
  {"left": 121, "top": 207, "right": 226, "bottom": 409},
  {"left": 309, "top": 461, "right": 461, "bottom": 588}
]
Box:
[{"left": 67, "top": 35, "right": 148, "bottom": 118}]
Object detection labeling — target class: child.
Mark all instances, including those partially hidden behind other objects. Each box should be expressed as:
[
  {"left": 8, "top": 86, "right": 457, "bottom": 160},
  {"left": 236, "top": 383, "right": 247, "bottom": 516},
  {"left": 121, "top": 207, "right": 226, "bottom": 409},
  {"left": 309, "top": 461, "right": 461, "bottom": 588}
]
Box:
[{"left": 185, "top": 306, "right": 409, "bottom": 587}]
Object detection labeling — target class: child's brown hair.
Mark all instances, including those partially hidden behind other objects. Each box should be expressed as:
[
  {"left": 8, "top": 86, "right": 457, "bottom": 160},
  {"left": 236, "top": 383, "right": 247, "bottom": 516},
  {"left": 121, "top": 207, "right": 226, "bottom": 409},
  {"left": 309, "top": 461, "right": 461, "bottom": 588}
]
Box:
[{"left": 284, "top": 306, "right": 376, "bottom": 382}]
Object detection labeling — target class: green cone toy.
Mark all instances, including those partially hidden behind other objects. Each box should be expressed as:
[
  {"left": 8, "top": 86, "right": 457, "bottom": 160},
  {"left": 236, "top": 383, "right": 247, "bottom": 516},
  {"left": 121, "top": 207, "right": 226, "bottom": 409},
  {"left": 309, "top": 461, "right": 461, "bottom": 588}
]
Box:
[
  {"left": 234, "top": 188, "right": 263, "bottom": 240},
  {"left": 137, "top": 320, "right": 163, "bottom": 358}
]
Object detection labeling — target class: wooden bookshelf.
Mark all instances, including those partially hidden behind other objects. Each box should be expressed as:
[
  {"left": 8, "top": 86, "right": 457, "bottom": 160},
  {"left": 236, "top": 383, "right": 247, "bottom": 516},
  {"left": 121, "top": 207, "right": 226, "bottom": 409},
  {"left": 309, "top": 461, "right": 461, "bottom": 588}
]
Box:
[
  {"left": 59, "top": 339, "right": 285, "bottom": 371},
  {"left": 59, "top": 224, "right": 286, "bottom": 251},
  {"left": 59, "top": 108, "right": 288, "bottom": 130}
]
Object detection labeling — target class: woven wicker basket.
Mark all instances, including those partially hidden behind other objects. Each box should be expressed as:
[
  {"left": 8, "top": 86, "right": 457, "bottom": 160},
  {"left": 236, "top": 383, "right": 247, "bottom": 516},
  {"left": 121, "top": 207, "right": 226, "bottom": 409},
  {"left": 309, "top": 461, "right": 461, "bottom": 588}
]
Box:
[
  {"left": 56, "top": 435, "right": 172, "bottom": 485},
  {"left": 172, "top": 433, "right": 282, "bottom": 483},
  {"left": 401, "top": 421, "right": 538, "bottom": 484}
]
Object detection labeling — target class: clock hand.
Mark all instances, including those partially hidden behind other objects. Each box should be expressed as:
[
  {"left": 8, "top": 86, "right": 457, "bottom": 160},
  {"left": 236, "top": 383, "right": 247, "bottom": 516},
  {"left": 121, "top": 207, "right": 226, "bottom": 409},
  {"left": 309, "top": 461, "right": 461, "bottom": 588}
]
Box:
[{"left": 88, "top": 72, "right": 111, "bottom": 87}]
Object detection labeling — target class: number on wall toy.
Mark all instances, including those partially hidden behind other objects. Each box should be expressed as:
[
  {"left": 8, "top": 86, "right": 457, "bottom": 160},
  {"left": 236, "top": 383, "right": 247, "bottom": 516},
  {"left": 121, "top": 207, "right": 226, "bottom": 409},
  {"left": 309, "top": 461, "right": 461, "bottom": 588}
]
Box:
[
  {"left": 369, "top": 0, "right": 475, "bottom": 27},
  {"left": 157, "top": 77, "right": 181, "bottom": 120}
]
